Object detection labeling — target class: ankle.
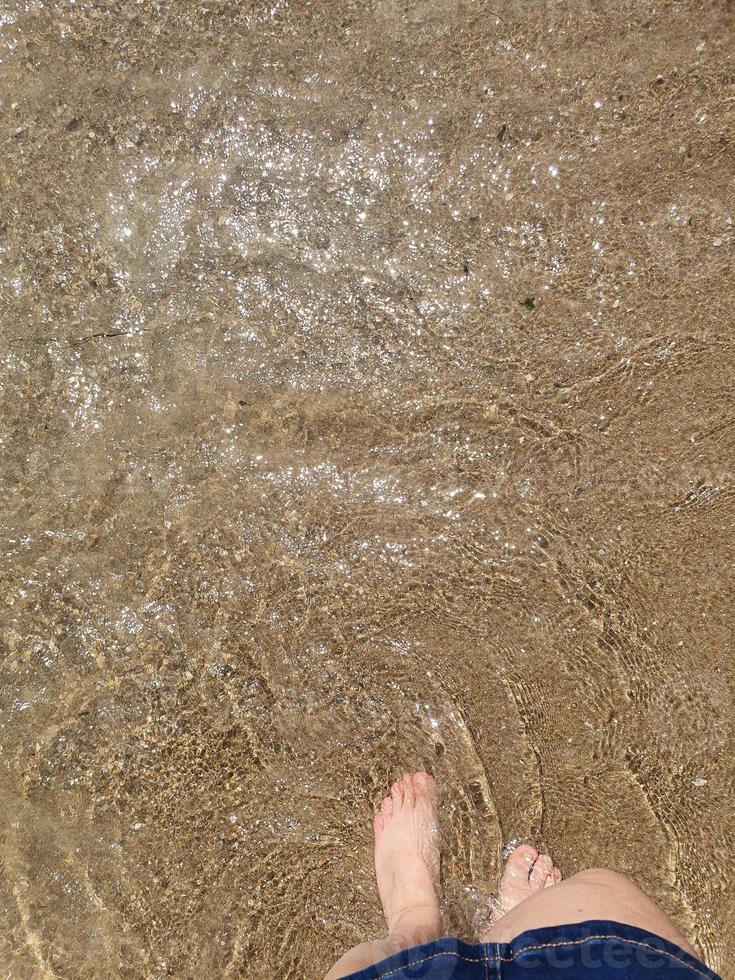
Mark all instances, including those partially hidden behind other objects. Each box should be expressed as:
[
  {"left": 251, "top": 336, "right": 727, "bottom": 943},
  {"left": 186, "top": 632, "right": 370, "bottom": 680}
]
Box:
[{"left": 388, "top": 906, "right": 443, "bottom": 948}]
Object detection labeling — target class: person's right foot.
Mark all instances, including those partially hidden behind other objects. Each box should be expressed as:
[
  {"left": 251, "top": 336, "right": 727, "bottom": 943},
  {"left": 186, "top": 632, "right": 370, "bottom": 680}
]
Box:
[{"left": 489, "top": 843, "right": 562, "bottom": 921}]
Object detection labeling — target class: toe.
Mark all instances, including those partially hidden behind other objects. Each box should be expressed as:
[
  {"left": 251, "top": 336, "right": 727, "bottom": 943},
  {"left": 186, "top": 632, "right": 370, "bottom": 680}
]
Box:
[
  {"left": 529, "top": 854, "right": 553, "bottom": 889},
  {"left": 373, "top": 813, "right": 385, "bottom": 834},
  {"left": 402, "top": 772, "right": 415, "bottom": 807},
  {"left": 413, "top": 772, "right": 436, "bottom": 805},
  {"left": 391, "top": 781, "right": 404, "bottom": 808},
  {"left": 381, "top": 795, "right": 393, "bottom": 816},
  {"left": 413, "top": 771, "right": 435, "bottom": 791},
  {"left": 553, "top": 867, "right": 563, "bottom": 884},
  {"left": 505, "top": 844, "right": 539, "bottom": 879}
]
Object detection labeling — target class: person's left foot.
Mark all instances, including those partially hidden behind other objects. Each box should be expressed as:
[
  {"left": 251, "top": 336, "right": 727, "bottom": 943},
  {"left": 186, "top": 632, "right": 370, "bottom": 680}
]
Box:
[
  {"left": 373, "top": 772, "right": 443, "bottom": 947},
  {"left": 488, "top": 843, "right": 562, "bottom": 923}
]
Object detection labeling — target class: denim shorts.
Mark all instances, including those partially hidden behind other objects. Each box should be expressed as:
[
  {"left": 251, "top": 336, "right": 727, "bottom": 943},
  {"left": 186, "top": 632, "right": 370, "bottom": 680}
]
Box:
[{"left": 342, "top": 920, "right": 721, "bottom": 979}]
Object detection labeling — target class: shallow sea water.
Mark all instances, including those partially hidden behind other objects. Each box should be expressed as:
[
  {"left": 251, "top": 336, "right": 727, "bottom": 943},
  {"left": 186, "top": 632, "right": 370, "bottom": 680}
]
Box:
[{"left": 1, "top": 1, "right": 734, "bottom": 977}]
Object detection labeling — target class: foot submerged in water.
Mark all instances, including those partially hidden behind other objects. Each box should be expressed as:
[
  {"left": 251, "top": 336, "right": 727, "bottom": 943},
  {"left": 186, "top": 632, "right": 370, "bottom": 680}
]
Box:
[
  {"left": 489, "top": 843, "right": 563, "bottom": 922},
  {"left": 373, "top": 771, "right": 443, "bottom": 947}
]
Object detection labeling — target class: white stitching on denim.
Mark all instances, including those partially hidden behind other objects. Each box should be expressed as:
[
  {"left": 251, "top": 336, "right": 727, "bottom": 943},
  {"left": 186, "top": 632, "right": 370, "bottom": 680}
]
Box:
[
  {"left": 372, "top": 935, "right": 715, "bottom": 980},
  {"left": 374, "top": 950, "right": 484, "bottom": 979}
]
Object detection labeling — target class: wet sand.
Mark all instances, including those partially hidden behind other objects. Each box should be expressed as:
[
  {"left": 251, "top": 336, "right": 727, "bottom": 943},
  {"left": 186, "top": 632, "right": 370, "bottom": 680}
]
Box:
[{"left": 1, "top": 1, "right": 734, "bottom": 977}]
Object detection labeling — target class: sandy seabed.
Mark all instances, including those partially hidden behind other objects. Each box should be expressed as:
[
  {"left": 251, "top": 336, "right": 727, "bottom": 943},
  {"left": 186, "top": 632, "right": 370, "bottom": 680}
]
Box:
[{"left": 1, "top": 1, "right": 734, "bottom": 977}]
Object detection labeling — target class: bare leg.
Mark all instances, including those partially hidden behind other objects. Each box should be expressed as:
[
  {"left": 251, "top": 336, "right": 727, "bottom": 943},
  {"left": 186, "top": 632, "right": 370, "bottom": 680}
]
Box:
[
  {"left": 325, "top": 772, "right": 442, "bottom": 979},
  {"left": 482, "top": 849, "right": 697, "bottom": 959}
]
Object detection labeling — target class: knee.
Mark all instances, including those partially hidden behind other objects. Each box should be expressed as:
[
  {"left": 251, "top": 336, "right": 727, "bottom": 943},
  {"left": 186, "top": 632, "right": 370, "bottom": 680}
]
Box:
[{"left": 570, "top": 868, "right": 638, "bottom": 891}]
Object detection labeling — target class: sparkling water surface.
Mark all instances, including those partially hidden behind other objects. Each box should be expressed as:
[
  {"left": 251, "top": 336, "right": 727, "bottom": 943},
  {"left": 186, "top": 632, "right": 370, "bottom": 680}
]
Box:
[{"left": 1, "top": 1, "right": 734, "bottom": 977}]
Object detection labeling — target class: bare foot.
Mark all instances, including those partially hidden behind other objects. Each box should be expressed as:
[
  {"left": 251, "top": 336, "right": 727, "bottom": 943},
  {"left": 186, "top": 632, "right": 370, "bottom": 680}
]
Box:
[
  {"left": 373, "top": 772, "right": 443, "bottom": 947},
  {"left": 489, "top": 844, "right": 562, "bottom": 922}
]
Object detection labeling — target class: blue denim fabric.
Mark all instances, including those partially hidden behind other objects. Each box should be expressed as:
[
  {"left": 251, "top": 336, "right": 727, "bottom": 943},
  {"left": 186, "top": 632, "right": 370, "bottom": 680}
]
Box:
[{"left": 342, "top": 920, "right": 721, "bottom": 979}]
